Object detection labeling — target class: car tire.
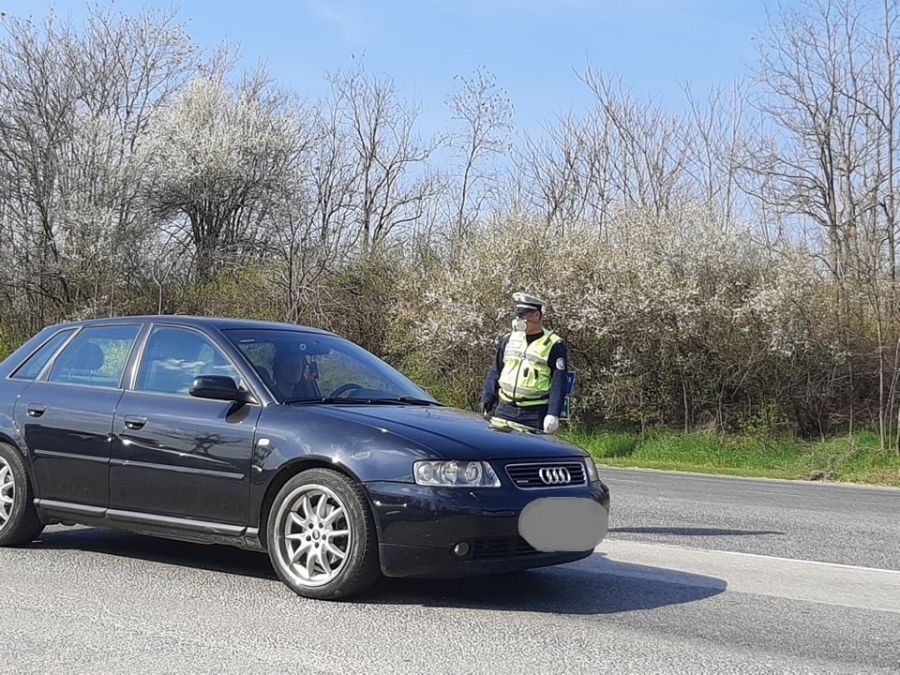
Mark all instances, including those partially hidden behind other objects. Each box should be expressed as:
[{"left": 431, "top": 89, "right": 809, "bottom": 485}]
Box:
[
  {"left": 267, "top": 468, "right": 380, "bottom": 600},
  {"left": 0, "top": 442, "right": 45, "bottom": 547}
]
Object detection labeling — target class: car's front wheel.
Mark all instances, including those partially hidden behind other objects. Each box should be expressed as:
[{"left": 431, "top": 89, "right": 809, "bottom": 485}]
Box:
[
  {"left": 0, "top": 442, "right": 45, "bottom": 547},
  {"left": 267, "top": 468, "right": 380, "bottom": 600}
]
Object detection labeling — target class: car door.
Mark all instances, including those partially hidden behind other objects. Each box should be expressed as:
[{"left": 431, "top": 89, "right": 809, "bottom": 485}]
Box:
[
  {"left": 13, "top": 323, "right": 142, "bottom": 513},
  {"left": 109, "top": 324, "right": 261, "bottom": 532}
]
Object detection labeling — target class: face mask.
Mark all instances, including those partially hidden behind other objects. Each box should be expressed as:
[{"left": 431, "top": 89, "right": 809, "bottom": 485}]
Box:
[{"left": 512, "top": 318, "right": 527, "bottom": 331}]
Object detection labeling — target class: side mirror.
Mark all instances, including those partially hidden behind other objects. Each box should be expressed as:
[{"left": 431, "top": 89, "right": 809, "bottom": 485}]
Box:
[{"left": 189, "top": 375, "right": 256, "bottom": 404}]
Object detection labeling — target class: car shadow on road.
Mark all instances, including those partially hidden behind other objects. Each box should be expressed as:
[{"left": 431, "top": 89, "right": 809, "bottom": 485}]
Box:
[
  {"left": 356, "top": 552, "right": 727, "bottom": 615},
  {"left": 32, "top": 528, "right": 726, "bottom": 615},
  {"left": 32, "top": 526, "right": 280, "bottom": 581}
]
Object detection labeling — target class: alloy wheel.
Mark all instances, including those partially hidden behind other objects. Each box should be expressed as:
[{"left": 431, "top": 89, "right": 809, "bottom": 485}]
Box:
[
  {"left": 274, "top": 484, "right": 352, "bottom": 587},
  {"left": 0, "top": 456, "right": 14, "bottom": 529}
]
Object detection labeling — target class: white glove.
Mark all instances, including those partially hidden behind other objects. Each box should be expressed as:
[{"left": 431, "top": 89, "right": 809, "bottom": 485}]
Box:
[{"left": 543, "top": 414, "right": 559, "bottom": 434}]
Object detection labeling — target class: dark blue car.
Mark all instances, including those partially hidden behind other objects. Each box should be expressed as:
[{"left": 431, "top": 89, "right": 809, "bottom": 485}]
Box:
[{"left": 0, "top": 315, "right": 610, "bottom": 599}]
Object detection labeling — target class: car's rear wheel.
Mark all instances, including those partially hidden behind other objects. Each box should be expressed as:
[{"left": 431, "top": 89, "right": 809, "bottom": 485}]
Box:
[
  {"left": 0, "top": 442, "right": 45, "bottom": 547},
  {"left": 267, "top": 468, "right": 380, "bottom": 600}
]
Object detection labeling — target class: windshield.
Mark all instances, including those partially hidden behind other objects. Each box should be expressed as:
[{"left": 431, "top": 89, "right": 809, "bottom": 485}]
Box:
[{"left": 221, "top": 328, "right": 437, "bottom": 404}]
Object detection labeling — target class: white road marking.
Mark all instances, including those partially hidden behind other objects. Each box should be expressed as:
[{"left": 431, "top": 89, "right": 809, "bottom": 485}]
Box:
[
  {"left": 600, "top": 466, "right": 900, "bottom": 492},
  {"left": 580, "top": 538, "right": 900, "bottom": 614}
]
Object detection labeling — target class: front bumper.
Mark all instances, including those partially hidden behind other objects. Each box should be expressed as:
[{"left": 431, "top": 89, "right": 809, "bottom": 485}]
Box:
[{"left": 364, "top": 478, "right": 610, "bottom": 578}]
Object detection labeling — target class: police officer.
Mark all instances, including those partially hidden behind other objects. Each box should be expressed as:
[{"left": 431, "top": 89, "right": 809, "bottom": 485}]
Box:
[{"left": 480, "top": 291, "right": 568, "bottom": 434}]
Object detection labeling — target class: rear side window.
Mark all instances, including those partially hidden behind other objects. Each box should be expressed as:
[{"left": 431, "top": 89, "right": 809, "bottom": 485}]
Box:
[
  {"left": 10, "top": 329, "right": 76, "bottom": 381},
  {"left": 47, "top": 325, "right": 141, "bottom": 388}
]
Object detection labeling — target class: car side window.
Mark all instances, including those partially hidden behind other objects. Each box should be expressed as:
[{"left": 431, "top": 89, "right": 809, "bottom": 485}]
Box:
[
  {"left": 10, "top": 329, "right": 76, "bottom": 380},
  {"left": 135, "top": 326, "right": 240, "bottom": 395},
  {"left": 47, "top": 325, "right": 140, "bottom": 388}
]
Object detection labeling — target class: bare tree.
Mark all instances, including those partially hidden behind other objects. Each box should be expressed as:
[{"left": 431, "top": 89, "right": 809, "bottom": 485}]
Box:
[
  {"left": 264, "top": 99, "right": 359, "bottom": 323},
  {"left": 682, "top": 79, "right": 752, "bottom": 225},
  {"left": 444, "top": 66, "right": 514, "bottom": 247},
  {"left": 513, "top": 110, "right": 612, "bottom": 236},
  {"left": 512, "top": 66, "right": 694, "bottom": 239},
  {"left": 746, "top": 0, "right": 900, "bottom": 450},
  {"left": 747, "top": 0, "right": 892, "bottom": 280},
  {"left": 325, "top": 61, "right": 441, "bottom": 253}
]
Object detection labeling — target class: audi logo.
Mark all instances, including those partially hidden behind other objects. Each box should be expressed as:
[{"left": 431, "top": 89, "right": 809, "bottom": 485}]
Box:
[{"left": 538, "top": 466, "right": 572, "bottom": 485}]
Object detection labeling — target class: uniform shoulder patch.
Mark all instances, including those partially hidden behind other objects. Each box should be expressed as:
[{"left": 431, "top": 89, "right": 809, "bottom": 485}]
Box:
[{"left": 556, "top": 357, "right": 566, "bottom": 370}]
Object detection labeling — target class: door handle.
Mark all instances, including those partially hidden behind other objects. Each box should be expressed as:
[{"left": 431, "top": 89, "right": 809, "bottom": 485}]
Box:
[
  {"left": 124, "top": 415, "right": 147, "bottom": 430},
  {"left": 26, "top": 403, "right": 47, "bottom": 417}
]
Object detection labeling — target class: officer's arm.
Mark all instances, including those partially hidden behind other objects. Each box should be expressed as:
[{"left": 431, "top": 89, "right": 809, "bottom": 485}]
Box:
[
  {"left": 546, "top": 340, "right": 569, "bottom": 417},
  {"left": 481, "top": 335, "right": 508, "bottom": 407}
]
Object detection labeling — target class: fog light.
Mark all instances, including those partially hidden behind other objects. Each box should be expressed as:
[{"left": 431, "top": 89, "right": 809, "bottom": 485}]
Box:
[{"left": 453, "top": 542, "right": 471, "bottom": 557}]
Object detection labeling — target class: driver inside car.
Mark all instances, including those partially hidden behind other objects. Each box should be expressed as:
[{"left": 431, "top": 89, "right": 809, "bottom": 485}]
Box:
[{"left": 271, "top": 349, "right": 319, "bottom": 400}]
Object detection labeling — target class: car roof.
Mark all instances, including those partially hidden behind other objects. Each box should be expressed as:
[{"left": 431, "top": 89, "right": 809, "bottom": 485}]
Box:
[{"left": 41, "top": 315, "right": 337, "bottom": 336}]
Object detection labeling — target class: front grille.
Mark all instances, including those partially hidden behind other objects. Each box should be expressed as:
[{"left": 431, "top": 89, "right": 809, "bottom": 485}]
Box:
[
  {"left": 471, "top": 537, "right": 540, "bottom": 559},
  {"left": 505, "top": 461, "right": 587, "bottom": 489}
]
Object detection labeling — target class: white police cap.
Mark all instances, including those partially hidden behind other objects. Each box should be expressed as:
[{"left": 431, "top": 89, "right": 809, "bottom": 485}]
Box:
[{"left": 513, "top": 291, "right": 545, "bottom": 313}]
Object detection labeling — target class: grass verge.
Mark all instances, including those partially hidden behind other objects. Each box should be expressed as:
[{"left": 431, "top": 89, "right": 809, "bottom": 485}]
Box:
[{"left": 559, "top": 427, "right": 900, "bottom": 488}]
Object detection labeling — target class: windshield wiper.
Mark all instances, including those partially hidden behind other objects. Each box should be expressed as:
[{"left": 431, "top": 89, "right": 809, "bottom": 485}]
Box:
[
  {"left": 283, "top": 396, "right": 443, "bottom": 406},
  {"left": 390, "top": 396, "right": 444, "bottom": 406},
  {"left": 282, "top": 397, "right": 359, "bottom": 404},
  {"left": 334, "top": 396, "right": 442, "bottom": 405}
]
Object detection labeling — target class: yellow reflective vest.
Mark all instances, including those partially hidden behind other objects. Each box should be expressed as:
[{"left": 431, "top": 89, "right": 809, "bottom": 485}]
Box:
[{"left": 497, "top": 329, "right": 562, "bottom": 407}]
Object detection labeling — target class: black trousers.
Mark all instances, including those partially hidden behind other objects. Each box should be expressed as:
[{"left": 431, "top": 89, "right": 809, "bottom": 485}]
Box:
[{"left": 493, "top": 401, "right": 548, "bottom": 431}]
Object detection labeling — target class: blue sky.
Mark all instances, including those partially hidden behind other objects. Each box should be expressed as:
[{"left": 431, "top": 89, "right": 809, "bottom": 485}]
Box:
[{"left": 3, "top": 0, "right": 787, "bottom": 136}]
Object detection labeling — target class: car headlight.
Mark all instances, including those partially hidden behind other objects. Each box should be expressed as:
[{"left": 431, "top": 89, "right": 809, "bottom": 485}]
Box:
[
  {"left": 413, "top": 460, "right": 501, "bottom": 487},
  {"left": 585, "top": 455, "right": 600, "bottom": 482}
]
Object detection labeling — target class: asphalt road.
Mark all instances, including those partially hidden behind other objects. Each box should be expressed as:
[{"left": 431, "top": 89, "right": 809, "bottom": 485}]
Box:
[
  {"left": 602, "top": 467, "right": 900, "bottom": 570},
  {"left": 2, "top": 467, "right": 899, "bottom": 674}
]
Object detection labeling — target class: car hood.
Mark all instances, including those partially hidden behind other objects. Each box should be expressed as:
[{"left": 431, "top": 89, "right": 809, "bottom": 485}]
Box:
[{"left": 299, "top": 403, "right": 589, "bottom": 460}]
